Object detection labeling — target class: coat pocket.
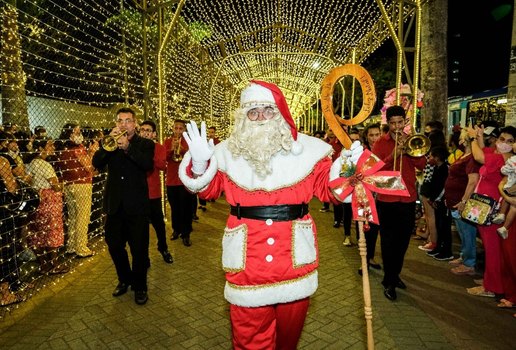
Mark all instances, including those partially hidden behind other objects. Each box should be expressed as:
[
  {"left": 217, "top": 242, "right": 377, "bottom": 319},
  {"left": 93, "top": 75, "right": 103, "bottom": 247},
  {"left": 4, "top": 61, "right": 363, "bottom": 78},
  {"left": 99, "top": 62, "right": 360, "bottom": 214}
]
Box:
[
  {"left": 292, "top": 219, "right": 316, "bottom": 267},
  {"left": 222, "top": 224, "right": 247, "bottom": 272}
]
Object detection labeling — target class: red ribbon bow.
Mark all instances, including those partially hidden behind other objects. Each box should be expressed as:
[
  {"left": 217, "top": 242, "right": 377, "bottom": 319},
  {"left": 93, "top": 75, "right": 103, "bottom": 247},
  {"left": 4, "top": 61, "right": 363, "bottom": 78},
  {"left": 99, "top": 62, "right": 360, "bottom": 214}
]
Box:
[{"left": 329, "top": 149, "right": 409, "bottom": 224}]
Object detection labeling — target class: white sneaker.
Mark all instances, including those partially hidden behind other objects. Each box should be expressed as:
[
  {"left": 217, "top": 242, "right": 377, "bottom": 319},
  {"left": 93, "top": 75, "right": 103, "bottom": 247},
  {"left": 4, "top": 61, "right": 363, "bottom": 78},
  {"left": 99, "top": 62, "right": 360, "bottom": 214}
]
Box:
[
  {"left": 343, "top": 237, "right": 352, "bottom": 246},
  {"left": 497, "top": 226, "right": 508, "bottom": 239},
  {"left": 492, "top": 213, "right": 506, "bottom": 225}
]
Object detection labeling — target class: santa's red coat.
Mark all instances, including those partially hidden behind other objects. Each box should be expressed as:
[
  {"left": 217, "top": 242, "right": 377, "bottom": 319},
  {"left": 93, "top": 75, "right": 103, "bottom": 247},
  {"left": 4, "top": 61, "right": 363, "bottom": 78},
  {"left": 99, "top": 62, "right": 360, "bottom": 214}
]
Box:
[{"left": 179, "top": 133, "right": 343, "bottom": 307}]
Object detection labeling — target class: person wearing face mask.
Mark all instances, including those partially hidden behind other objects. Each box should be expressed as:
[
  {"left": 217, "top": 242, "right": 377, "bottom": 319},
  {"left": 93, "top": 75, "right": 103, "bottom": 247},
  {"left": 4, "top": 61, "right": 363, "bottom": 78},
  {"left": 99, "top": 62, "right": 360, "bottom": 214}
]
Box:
[
  {"left": 56, "top": 123, "right": 98, "bottom": 258},
  {"left": 465, "top": 125, "right": 516, "bottom": 298},
  {"left": 445, "top": 129, "right": 481, "bottom": 276},
  {"left": 492, "top": 142, "right": 516, "bottom": 238}
]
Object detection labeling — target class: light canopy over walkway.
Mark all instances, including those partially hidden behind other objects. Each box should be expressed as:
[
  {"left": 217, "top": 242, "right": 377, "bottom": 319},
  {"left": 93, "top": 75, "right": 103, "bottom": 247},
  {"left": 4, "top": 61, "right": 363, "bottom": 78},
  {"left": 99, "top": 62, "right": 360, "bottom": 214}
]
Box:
[{"left": 1, "top": 0, "right": 422, "bottom": 137}]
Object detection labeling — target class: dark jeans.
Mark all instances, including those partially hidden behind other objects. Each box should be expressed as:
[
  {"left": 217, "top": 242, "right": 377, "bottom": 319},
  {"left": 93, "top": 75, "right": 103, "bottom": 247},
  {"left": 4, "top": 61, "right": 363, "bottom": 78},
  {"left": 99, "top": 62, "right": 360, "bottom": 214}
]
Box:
[
  {"left": 149, "top": 198, "right": 168, "bottom": 252},
  {"left": 377, "top": 201, "right": 416, "bottom": 287},
  {"left": 104, "top": 207, "right": 149, "bottom": 291},
  {"left": 167, "top": 185, "right": 194, "bottom": 238}
]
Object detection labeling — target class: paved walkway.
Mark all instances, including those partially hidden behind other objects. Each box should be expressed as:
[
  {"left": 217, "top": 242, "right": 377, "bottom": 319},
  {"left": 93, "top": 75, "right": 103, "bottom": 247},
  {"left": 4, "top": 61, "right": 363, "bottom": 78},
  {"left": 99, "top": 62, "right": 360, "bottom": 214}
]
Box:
[{"left": 0, "top": 198, "right": 514, "bottom": 349}]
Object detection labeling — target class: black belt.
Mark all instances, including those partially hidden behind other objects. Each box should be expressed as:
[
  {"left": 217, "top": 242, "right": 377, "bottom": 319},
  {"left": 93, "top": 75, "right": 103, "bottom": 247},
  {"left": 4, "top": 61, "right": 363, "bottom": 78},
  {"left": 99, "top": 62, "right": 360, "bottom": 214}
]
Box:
[{"left": 230, "top": 203, "right": 309, "bottom": 222}]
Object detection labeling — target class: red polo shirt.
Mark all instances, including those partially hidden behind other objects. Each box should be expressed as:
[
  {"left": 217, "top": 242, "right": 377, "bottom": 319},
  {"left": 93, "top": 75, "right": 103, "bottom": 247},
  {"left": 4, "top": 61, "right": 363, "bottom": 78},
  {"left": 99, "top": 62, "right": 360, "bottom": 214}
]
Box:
[{"left": 147, "top": 142, "right": 166, "bottom": 199}]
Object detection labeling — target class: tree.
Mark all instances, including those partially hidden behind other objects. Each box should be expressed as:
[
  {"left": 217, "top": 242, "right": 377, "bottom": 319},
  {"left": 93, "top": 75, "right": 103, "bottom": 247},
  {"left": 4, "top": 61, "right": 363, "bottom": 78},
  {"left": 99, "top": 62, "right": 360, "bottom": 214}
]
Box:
[
  {"left": 1, "top": 0, "right": 29, "bottom": 131},
  {"left": 420, "top": 0, "right": 448, "bottom": 129}
]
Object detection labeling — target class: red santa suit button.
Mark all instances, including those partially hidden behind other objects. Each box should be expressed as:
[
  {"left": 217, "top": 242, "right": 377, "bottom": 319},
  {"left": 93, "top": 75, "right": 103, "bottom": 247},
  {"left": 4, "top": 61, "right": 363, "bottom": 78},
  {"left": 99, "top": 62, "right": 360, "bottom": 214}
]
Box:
[
  {"left": 265, "top": 219, "right": 273, "bottom": 225},
  {"left": 265, "top": 254, "right": 273, "bottom": 262}
]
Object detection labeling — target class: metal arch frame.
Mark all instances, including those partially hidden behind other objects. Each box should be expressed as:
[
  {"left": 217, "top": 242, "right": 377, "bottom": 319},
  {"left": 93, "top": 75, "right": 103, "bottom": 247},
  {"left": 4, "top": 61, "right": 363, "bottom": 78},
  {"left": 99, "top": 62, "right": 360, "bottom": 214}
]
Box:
[
  {"left": 208, "top": 51, "right": 336, "bottom": 125},
  {"left": 139, "top": 0, "right": 423, "bottom": 131}
]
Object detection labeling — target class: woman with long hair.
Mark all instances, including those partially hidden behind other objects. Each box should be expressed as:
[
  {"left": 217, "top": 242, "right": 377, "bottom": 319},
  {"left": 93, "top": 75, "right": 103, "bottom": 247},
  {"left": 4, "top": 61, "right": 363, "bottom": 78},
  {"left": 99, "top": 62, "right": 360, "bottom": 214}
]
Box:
[
  {"left": 466, "top": 125, "right": 516, "bottom": 298},
  {"left": 25, "top": 138, "right": 68, "bottom": 274}
]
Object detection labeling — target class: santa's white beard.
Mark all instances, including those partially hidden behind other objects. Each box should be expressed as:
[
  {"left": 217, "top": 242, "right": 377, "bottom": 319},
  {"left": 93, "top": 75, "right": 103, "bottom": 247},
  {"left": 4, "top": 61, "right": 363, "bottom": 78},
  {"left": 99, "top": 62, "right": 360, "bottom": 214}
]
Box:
[{"left": 228, "top": 115, "right": 292, "bottom": 179}]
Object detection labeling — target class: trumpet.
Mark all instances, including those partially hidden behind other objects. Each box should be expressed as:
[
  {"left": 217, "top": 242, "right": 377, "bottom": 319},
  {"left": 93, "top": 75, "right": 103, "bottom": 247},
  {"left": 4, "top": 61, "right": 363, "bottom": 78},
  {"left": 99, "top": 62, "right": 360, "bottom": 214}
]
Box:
[
  {"left": 172, "top": 136, "right": 183, "bottom": 162},
  {"left": 102, "top": 130, "right": 127, "bottom": 152}
]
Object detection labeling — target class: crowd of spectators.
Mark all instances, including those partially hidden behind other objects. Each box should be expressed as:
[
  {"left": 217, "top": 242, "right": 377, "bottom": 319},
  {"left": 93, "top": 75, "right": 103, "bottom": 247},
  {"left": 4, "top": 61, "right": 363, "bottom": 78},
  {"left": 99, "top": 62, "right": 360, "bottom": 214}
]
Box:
[
  {"left": 301, "top": 119, "right": 516, "bottom": 316},
  {"left": 0, "top": 119, "right": 221, "bottom": 307},
  {"left": 1, "top": 118, "right": 515, "bottom": 318}
]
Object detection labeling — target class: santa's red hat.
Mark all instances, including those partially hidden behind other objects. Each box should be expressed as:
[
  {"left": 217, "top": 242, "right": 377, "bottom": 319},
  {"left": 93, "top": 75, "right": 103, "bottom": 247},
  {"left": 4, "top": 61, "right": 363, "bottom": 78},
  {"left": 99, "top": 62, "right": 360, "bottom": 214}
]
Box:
[{"left": 240, "top": 80, "right": 303, "bottom": 155}]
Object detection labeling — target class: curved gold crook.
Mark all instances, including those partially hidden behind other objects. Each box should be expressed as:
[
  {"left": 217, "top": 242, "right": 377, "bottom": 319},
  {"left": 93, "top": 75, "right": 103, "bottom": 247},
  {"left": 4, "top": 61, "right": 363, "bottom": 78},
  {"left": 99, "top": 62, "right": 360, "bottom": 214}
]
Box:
[{"left": 320, "top": 64, "right": 376, "bottom": 149}]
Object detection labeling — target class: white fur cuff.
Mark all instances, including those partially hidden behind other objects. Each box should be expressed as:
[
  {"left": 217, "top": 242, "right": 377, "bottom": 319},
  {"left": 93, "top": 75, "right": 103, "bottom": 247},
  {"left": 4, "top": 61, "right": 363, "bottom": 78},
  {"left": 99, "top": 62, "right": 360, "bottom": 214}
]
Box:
[
  {"left": 329, "top": 156, "right": 343, "bottom": 181},
  {"left": 178, "top": 152, "right": 218, "bottom": 193}
]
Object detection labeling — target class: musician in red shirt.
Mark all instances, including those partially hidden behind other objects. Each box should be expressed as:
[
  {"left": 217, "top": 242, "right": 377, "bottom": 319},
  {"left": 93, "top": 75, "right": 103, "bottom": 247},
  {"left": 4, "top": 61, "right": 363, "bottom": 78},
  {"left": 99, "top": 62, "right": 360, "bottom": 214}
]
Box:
[{"left": 140, "top": 120, "right": 173, "bottom": 264}]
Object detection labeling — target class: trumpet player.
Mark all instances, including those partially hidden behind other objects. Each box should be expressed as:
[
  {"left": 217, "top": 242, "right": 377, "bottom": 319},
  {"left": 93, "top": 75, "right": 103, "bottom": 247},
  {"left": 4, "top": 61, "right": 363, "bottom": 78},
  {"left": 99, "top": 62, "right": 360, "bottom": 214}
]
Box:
[
  {"left": 164, "top": 119, "right": 194, "bottom": 247},
  {"left": 92, "top": 107, "right": 154, "bottom": 305},
  {"left": 372, "top": 105, "right": 426, "bottom": 301}
]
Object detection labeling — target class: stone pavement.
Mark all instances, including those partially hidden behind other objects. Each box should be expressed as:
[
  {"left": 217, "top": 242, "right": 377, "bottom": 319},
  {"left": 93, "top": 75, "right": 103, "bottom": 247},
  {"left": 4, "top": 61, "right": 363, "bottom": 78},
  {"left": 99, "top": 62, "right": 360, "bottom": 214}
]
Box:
[{"left": 0, "top": 198, "right": 514, "bottom": 349}]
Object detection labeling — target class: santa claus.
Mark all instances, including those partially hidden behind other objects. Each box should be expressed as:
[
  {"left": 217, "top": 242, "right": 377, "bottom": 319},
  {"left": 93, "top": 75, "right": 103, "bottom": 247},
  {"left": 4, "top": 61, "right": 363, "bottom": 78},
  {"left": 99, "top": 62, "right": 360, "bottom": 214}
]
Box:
[{"left": 179, "top": 80, "right": 362, "bottom": 349}]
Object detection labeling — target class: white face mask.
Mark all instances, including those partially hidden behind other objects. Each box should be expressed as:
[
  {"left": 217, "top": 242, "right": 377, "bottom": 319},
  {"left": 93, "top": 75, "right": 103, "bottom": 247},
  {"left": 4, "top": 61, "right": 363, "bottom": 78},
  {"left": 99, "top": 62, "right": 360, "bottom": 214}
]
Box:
[
  {"left": 496, "top": 142, "right": 513, "bottom": 154},
  {"left": 71, "top": 134, "right": 84, "bottom": 145}
]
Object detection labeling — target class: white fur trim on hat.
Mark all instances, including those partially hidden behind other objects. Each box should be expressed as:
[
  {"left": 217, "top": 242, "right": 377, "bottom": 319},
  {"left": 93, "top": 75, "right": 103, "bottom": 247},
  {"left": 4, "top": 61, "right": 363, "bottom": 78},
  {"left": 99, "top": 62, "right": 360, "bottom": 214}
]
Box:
[
  {"left": 291, "top": 140, "right": 303, "bottom": 155},
  {"left": 240, "top": 83, "right": 276, "bottom": 109}
]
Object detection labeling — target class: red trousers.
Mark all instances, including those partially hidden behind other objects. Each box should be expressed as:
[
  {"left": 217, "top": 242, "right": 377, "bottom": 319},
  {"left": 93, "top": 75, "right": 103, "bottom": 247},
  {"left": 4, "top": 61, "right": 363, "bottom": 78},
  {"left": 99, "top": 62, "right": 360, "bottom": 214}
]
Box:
[
  {"left": 230, "top": 298, "right": 310, "bottom": 350},
  {"left": 479, "top": 224, "right": 504, "bottom": 294}
]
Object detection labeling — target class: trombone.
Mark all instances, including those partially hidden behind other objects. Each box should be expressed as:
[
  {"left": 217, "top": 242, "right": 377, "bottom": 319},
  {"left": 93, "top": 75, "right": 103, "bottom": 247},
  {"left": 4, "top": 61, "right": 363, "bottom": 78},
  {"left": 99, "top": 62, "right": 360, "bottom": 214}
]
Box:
[
  {"left": 392, "top": 121, "right": 430, "bottom": 173},
  {"left": 102, "top": 130, "right": 127, "bottom": 152}
]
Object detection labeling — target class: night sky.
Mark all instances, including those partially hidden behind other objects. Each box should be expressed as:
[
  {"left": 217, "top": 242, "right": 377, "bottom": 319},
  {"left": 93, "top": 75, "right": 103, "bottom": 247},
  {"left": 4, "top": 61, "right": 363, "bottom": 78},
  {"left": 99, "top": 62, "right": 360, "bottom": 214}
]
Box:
[{"left": 448, "top": 1, "right": 513, "bottom": 96}]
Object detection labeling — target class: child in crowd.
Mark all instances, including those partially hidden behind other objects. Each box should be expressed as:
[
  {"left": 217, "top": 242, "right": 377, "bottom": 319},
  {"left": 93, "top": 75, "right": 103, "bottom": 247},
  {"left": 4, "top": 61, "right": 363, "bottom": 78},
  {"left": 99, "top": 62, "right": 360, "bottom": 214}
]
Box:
[{"left": 493, "top": 142, "right": 516, "bottom": 239}]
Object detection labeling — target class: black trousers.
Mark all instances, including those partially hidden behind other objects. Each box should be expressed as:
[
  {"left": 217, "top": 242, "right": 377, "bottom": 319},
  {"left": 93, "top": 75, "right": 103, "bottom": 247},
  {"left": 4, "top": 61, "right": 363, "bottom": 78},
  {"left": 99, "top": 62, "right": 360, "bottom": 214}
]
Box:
[
  {"left": 341, "top": 203, "right": 359, "bottom": 238},
  {"left": 434, "top": 202, "right": 452, "bottom": 256},
  {"left": 104, "top": 207, "right": 149, "bottom": 291},
  {"left": 149, "top": 198, "right": 168, "bottom": 252},
  {"left": 0, "top": 210, "right": 18, "bottom": 285},
  {"left": 377, "top": 201, "right": 416, "bottom": 287},
  {"left": 167, "top": 185, "right": 194, "bottom": 238},
  {"left": 366, "top": 223, "right": 380, "bottom": 261}
]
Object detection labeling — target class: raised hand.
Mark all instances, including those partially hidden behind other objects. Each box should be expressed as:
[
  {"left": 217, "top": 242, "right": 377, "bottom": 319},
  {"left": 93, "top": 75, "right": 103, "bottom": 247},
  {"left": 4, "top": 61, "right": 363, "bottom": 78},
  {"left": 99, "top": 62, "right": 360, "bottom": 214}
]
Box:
[{"left": 183, "top": 120, "right": 215, "bottom": 175}]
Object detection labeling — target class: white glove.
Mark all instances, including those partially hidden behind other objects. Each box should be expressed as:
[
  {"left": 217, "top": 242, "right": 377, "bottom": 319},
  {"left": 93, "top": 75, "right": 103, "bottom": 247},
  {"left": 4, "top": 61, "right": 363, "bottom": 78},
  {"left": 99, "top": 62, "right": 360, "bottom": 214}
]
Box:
[
  {"left": 338, "top": 140, "right": 364, "bottom": 203},
  {"left": 349, "top": 140, "right": 364, "bottom": 164},
  {"left": 340, "top": 140, "right": 363, "bottom": 164},
  {"left": 183, "top": 121, "right": 215, "bottom": 175}
]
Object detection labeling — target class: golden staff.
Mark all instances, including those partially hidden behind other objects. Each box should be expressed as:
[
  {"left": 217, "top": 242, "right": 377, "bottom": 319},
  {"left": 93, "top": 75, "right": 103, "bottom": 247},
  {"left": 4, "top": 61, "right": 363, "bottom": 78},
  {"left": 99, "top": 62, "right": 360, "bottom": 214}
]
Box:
[{"left": 320, "top": 64, "right": 376, "bottom": 349}]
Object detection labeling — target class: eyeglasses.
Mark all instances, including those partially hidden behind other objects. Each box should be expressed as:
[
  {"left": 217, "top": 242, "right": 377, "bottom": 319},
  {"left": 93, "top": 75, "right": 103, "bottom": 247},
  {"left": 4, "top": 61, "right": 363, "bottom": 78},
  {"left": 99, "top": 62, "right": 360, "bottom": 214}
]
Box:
[
  {"left": 116, "top": 118, "right": 135, "bottom": 125},
  {"left": 247, "top": 106, "right": 275, "bottom": 120},
  {"left": 140, "top": 127, "right": 153, "bottom": 133}
]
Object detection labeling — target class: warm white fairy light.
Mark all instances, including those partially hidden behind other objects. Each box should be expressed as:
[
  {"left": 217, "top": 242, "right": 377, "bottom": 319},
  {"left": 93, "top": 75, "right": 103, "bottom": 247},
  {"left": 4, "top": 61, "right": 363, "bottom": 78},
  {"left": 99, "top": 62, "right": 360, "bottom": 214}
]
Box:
[{"left": 0, "top": 0, "right": 419, "bottom": 309}]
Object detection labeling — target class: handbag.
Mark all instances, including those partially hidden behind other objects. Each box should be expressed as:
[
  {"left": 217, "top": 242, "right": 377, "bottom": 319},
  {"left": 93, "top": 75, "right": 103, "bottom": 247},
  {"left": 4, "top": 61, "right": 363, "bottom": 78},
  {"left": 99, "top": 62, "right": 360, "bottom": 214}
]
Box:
[
  {"left": 504, "top": 183, "right": 516, "bottom": 197},
  {"left": 2, "top": 179, "right": 40, "bottom": 216},
  {"left": 461, "top": 192, "right": 499, "bottom": 226}
]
